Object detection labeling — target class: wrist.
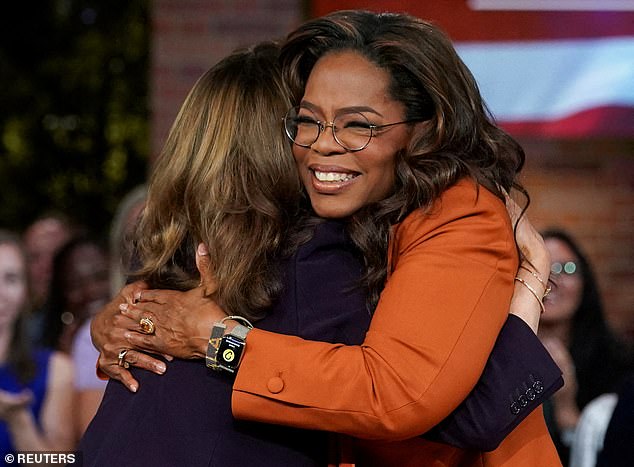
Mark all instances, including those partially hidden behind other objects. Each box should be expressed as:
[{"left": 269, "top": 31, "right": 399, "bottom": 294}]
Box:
[{"left": 5, "top": 405, "right": 31, "bottom": 427}]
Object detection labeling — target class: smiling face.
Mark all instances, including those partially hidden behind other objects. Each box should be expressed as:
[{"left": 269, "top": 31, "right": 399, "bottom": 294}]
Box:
[{"left": 292, "top": 51, "right": 414, "bottom": 218}]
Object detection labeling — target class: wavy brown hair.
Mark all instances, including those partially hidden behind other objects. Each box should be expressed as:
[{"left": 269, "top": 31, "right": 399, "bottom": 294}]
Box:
[
  {"left": 133, "top": 42, "right": 301, "bottom": 320},
  {"left": 280, "top": 10, "right": 527, "bottom": 307}
]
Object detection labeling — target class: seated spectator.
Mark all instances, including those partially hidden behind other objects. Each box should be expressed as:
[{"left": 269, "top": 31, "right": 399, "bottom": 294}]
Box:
[
  {"left": 0, "top": 229, "right": 75, "bottom": 456},
  {"left": 40, "top": 235, "right": 110, "bottom": 437},
  {"left": 539, "top": 228, "right": 632, "bottom": 464},
  {"left": 22, "top": 212, "right": 77, "bottom": 346}
]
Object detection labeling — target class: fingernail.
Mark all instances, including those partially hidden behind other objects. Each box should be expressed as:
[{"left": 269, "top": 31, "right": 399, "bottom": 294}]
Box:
[
  {"left": 197, "top": 243, "right": 209, "bottom": 256},
  {"left": 119, "top": 303, "right": 128, "bottom": 311},
  {"left": 130, "top": 384, "right": 138, "bottom": 393},
  {"left": 156, "top": 363, "right": 166, "bottom": 374}
]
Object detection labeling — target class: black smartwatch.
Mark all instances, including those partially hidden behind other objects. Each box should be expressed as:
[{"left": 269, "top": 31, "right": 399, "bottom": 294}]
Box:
[{"left": 215, "top": 324, "right": 251, "bottom": 373}]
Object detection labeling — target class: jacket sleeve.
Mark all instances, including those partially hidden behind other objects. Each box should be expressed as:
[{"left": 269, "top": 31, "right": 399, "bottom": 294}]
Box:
[
  {"left": 232, "top": 181, "right": 519, "bottom": 440},
  {"left": 424, "top": 314, "right": 564, "bottom": 450}
]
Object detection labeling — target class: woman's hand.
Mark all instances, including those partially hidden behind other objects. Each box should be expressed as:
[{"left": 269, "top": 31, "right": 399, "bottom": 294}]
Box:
[
  {"left": 119, "top": 243, "right": 226, "bottom": 361},
  {"left": 120, "top": 286, "right": 226, "bottom": 360},
  {"left": 506, "top": 195, "right": 551, "bottom": 279},
  {"left": 505, "top": 195, "right": 551, "bottom": 333},
  {"left": 91, "top": 280, "right": 166, "bottom": 392}
]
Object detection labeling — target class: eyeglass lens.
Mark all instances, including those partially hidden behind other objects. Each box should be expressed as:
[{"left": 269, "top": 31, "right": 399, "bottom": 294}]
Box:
[
  {"left": 551, "top": 261, "right": 578, "bottom": 275},
  {"left": 284, "top": 107, "right": 373, "bottom": 151}
]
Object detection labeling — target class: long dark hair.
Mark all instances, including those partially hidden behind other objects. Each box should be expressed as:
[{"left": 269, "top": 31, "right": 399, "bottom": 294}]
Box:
[
  {"left": 281, "top": 10, "right": 527, "bottom": 307},
  {"left": 542, "top": 228, "right": 632, "bottom": 408},
  {"left": 0, "top": 230, "right": 36, "bottom": 383}
]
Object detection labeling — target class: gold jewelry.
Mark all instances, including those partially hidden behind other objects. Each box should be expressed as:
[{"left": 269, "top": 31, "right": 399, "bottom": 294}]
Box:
[
  {"left": 515, "top": 277, "right": 546, "bottom": 314},
  {"left": 519, "top": 265, "right": 551, "bottom": 298},
  {"left": 139, "top": 316, "right": 156, "bottom": 335},
  {"left": 118, "top": 349, "right": 130, "bottom": 369}
]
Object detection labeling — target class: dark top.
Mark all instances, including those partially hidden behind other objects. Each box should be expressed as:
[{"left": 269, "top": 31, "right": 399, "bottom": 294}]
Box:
[
  {"left": 596, "top": 372, "right": 634, "bottom": 467},
  {"left": 78, "top": 220, "right": 562, "bottom": 466}
]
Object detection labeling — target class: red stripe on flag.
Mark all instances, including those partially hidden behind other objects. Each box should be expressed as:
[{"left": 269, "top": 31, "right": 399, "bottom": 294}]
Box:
[{"left": 498, "top": 106, "right": 634, "bottom": 137}]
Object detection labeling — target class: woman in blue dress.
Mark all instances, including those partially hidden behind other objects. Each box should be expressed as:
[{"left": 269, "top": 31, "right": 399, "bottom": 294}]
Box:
[{"left": 0, "top": 230, "right": 75, "bottom": 464}]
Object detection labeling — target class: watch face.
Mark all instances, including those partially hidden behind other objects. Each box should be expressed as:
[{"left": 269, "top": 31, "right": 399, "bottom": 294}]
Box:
[{"left": 217, "top": 334, "right": 245, "bottom": 373}]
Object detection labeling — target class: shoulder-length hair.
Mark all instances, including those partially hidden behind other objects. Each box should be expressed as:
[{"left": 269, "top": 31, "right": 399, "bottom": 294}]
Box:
[
  {"left": 280, "top": 10, "right": 527, "bottom": 307},
  {"left": 133, "top": 42, "right": 301, "bottom": 320}
]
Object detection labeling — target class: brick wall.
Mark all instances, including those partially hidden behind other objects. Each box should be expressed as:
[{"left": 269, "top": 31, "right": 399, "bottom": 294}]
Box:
[
  {"left": 150, "top": 1, "right": 633, "bottom": 342},
  {"left": 150, "top": 0, "right": 304, "bottom": 159}
]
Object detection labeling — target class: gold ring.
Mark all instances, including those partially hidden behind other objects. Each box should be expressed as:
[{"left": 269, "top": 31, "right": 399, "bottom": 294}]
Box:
[
  {"left": 139, "top": 316, "right": 155, "bottom": 335},
  {"left": 118, "top": 349, "right": 130, "bottom": 369}
]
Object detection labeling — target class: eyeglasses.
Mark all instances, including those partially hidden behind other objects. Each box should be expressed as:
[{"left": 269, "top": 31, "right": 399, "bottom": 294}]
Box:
[
  {"left": 551, "top": 261, "right": 579, "bottom": 276},
  {"left": 283, "top": 106, "right": 419, "bottom": 152}
]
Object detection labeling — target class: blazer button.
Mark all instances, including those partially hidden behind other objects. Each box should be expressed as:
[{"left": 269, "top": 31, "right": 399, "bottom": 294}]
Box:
[
  {"left": 267, "top": 376, "right": 285, "bottom": 394},
  {"left": 518, "top": 394, "right": 528, "bottom": 407},
  {"left": 510, "top": 402, "right": 520, "bottom": 415},
  {"left": 533, "top": 380, "right": 544, "bottom": 394},
  {"left": 526, "top": 387, "right": 536, "bottom": 401}
]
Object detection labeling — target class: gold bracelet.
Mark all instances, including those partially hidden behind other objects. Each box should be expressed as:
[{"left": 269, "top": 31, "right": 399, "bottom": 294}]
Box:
[
  {"left": 514, "top": 276, "right": 546, "bottom": 314},
  {"left": 519, "top": 265, "right": 552, "bottom": 298}
]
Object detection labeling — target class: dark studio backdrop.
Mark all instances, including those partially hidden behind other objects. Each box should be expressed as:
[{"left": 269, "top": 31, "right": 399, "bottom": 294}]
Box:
[{"left": 0, "top": 0, "right": 150, "bottom": 235}]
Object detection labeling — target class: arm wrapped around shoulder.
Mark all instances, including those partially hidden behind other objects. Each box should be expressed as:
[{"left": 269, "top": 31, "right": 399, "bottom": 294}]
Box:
[{"left": 424, "top": 314, "right": 563, "bottom": 450}]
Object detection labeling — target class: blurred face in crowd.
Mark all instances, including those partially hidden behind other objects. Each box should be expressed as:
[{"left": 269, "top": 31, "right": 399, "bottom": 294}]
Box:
[
  {"left": 292, "top": 51, "right": 413, "bottom": 218},
  {"left": 542, "top": 237, "right": 584, "bottom": 325},
  {"left": 59, "top": 243, "right": 110, "bottom": 322},
  {"left": 0, "top": 242, "right": 27, "bottom": 331},
  {"left": 24, "top": 218, "right": 73, "bottom": 306}
]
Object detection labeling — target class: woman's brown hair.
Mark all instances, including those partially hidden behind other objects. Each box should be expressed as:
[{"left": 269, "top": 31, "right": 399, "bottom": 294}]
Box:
[
  {"left": 281, "top": 10, "right": 527, "bottom": 307},
  {"left": 132, "top": 42, "right": 301, "bottom": 320}
]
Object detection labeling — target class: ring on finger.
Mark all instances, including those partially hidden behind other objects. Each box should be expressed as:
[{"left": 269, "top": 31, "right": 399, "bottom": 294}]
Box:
[
  {"left": 139, "top": 316, "right": 155, "bottom": 335},
  {"left": 118, "top": 349, "right": 130, "bottom": 369}
]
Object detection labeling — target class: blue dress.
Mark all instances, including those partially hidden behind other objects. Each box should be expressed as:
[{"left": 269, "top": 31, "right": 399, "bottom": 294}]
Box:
[
  {"left": 1, "top": 350, "right": 52, "bottom": 466},
  {"left": 78, "top": 221, "right": 371, "bottom": 466}
]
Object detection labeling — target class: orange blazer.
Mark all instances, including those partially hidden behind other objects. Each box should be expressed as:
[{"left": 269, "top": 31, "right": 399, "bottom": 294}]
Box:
[{"left": 232, "top": 179, "right": 562, "bottom": 466}]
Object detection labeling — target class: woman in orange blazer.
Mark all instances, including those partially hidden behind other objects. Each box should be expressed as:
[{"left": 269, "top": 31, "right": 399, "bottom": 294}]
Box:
[{"left": 96, "top": 10, "right": 561, "bottom": 466}]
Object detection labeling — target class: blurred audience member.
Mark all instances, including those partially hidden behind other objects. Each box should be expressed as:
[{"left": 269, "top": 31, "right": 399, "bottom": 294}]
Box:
[
  {"left": 22, "top": 212, "right": 77, "bottom": 345},
  {"left": 539, "top": 228, "right": 632, "bottom": 465},
  {"left": 0, "top": 230, "right": 75, "bottom": 456},
  {"left": 40, "top": 235, "right": 110, "bottom": 437},
  {"left": 595, "top": 372, "right": 634, "bottom": 467},
  {"left": 41, "top": 236, "right": 110, "bottom": 354},
  {"left": 109, "top": 184, "right": 147, "bottom": 296}
]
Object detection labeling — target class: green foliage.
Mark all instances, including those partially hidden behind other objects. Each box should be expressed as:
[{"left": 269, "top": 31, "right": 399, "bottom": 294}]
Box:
[{"left": 0, "top": 0, "right": 149, "bottom": 237}]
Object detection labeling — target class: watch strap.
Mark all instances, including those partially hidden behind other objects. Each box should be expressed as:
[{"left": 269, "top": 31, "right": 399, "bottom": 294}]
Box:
[
  {"left": 205, "top": 322, "right": 226, "bottom": 369},
  {"left": 230, "top": 323, "right": 251, "bottom": 340}
]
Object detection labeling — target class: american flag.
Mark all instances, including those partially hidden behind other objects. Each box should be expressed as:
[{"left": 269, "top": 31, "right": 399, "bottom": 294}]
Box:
[{"left": 313, "top": 0, "right": 634, "bottom": 137}]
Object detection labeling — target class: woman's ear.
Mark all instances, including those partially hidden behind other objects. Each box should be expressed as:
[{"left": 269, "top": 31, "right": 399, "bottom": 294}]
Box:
[{"left": 195, "top": 243, "right": 216, "bottom": 293}]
